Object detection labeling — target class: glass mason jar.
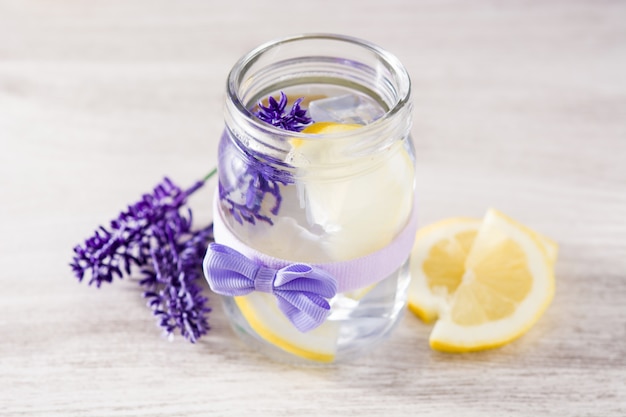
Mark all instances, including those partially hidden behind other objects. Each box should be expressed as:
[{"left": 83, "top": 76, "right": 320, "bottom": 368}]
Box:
[{"left": 205, "top": 34, "right": 416, "bottom": 364}]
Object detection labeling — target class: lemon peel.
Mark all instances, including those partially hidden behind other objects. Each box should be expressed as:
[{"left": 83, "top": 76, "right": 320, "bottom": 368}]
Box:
[{"left": 234, "top": 293, "right": 339, "bottom": 362}]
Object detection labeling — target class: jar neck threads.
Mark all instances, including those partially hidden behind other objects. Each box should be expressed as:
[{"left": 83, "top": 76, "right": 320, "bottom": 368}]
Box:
[{"left": 224, "top": 34, "right": 412, "bottom": 174}]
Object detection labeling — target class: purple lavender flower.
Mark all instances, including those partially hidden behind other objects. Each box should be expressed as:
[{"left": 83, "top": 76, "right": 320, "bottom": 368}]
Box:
[
  {"left": 71, "top": 177, "right": 202, "bottom": 287},
  {"left": 140, "top": 224, "right": 213, "bottom": 343},
  {"left": 219, "top": 92, "right": 313, "bottom": 226},
  {"left": 71, "top": 174, "right": 215, "bottom": 343},
  {"left": 255, "top": 91, "right": 312, "bottom": 132},
  {"left": 219, "top": 159, "right": 292, "bottom": 226}
]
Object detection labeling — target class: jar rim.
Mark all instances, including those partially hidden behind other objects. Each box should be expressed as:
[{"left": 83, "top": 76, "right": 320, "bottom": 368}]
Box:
[{"left": 226, "top": 33, "right": 412, "bottom": 142}]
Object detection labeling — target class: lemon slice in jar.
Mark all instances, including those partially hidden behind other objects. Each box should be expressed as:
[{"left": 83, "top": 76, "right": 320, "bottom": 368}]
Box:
[
  {"left": 234, "top": 293, "right": 339, "bottom": 362},
  {"left": 293, "top": 122, "right": 415, "bottom": 261},
  {"left": 231, "top": 122, "right": 414, "bottom": 362}
]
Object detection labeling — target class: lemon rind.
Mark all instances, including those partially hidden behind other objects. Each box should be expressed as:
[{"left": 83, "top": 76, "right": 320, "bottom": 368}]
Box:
[{"left": 234, "top": 294, "right": 338, "bottom": 363}]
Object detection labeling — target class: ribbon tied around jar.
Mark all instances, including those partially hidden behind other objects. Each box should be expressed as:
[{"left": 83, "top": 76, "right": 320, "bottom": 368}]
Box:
[{"left": 204, "top": 243, "right": 337, "bottom": 332}]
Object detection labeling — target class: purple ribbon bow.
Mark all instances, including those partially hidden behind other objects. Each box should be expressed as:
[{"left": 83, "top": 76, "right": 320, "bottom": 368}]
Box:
[{"left": 203, "top": 243, "right": 337, "bottom": 332}]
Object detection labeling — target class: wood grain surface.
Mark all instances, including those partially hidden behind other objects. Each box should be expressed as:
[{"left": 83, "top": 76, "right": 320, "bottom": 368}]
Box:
[{"left": 1, "top": 1, "right": 625, "bottom": 415}]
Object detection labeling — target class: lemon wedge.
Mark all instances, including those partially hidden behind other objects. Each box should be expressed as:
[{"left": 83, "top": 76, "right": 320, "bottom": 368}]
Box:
[
  {"left": 408, "top": 209, "right": 557, "bottom": 352},
  {"left": 234, "top": 292, "right": 339, "bottom": 362}
]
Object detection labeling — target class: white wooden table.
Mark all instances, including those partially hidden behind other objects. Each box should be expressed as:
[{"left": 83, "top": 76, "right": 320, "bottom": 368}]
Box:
[{"left": 1, "top": 1, "right": 625, "bottom": 415}]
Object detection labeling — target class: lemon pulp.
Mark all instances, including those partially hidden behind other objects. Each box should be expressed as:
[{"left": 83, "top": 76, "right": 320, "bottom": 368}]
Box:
[{"left": 292, "top": 122, "right": 415, "bottom": 260}]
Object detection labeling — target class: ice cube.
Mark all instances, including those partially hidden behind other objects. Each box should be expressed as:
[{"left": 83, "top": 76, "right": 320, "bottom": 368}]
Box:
[{"left": 308, "top": 94, "right": 384, "bottom": 125}]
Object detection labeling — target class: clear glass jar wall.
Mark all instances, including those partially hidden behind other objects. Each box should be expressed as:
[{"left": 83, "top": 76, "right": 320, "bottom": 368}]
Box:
[{"left": 216, "top": 34, "right": 415, "bottom": 364}]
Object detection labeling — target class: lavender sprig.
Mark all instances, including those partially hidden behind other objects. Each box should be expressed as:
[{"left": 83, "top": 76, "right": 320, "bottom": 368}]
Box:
[
  {"left": 255, "top": 91, "right": 312, "bottom": 132},
  {"left": 71, "top": 173, "right": 215, "bottom": 343},
  {"left": 219, "top": 161, "right": 291, "bottom": 226},
  {"left": 218, "top": 92, "right": 312, "bottom": 226},
  {"left": 71, "top": 177, "right": 200, "bottom": 287},
  {"left": 140, "top": 223, "right": 213, "bottom": 343}
]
